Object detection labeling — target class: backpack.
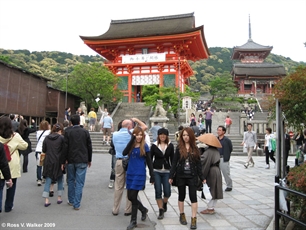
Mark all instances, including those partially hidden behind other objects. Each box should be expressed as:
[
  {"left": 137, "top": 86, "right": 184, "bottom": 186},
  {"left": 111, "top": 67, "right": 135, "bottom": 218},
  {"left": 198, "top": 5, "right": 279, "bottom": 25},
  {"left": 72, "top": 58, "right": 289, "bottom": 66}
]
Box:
[
  {"left": 271, "top": 138, "right": 276, "bottom": 152},
  {"left": 4, "top": 143, "right": 12, "bottom": 162},
  {"left": 296, "top": 150, "right": 304, "bottom": 165},
  {"left": 3, "top": 135, "right": 14, "bottom": 162}
]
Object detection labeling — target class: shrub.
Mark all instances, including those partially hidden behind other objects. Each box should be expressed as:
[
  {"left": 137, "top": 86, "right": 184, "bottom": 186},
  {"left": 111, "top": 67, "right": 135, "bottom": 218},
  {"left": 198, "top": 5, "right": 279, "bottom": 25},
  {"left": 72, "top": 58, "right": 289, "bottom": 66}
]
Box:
[
  {"left": 287, "top": 162, "right": 306, "bottom": 222},
  {"left": 247, "top": 98, "right": 257, "bottom": 104}
]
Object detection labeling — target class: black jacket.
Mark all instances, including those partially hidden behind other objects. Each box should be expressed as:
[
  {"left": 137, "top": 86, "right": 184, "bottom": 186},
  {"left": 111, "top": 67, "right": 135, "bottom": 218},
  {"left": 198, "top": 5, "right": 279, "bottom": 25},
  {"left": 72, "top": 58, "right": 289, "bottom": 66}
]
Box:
[
  {"left": 17, "top": 123, "right": 36, "bottom": 155},
  {"left": 42, "top": 133, "right": 65, "bottom": 180},
  {"left": 217, "top": 136, "right": 233, "bottom": 162},
  {"left": 285, "top": 134, "right": 291, "bottom": 151},
  {"left": 63, "top": 126, "right": 92, "bottom": 164},
  {"left": 169, "top": 147, "right": 204, "bottom": 186},
  {"left": 0, "top": 143, "right": 11, "bottom": 180},
  {"left": 150, "top": 142, "right": 174, "bottom": 170}
]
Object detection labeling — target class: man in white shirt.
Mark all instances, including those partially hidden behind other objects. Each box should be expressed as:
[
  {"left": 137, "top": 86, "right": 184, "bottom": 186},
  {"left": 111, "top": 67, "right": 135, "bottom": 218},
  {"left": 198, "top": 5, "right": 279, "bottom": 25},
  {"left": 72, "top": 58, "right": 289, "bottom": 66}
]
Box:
[
  {"left": 101, "top": 112, "right": 113, "bottom": 145},
  {"left": 241, "top": 123, "right": 257, "bottom": 168}
]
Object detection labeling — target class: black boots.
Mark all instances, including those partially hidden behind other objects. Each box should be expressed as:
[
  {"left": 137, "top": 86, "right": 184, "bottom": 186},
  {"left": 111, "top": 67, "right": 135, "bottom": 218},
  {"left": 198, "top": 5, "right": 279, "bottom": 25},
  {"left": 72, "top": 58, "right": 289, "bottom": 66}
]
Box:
[
  {"left": 141, "top": 207, "right": 148, "bottom": 221},
  {"left": 179, "top": 213, "right": 187, "bottom": 225},
  {"left": 137, "top": 201, "right": 148, "bottom": 221},
  {"left": 163, "top": 202, "right": 167, "bottom": 212},
  {"left": 126, "top": 220, "right": 137, "bottom": 230},
  {"left": 127, "top": 205, "right": 138, "bottom": 230},
  {"left": 190, "top": 217, "right": 197, "bottom": 229},
  {"left": 157, "top": 208, "right": 164, "bottom": 219}
]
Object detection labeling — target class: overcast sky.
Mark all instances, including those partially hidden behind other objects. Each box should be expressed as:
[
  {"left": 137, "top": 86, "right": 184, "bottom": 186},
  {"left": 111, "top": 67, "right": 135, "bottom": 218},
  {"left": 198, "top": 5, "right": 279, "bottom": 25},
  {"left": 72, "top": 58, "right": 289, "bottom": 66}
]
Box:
[{"left": 0, "top": 0, "right": 305, "bottom": 62}]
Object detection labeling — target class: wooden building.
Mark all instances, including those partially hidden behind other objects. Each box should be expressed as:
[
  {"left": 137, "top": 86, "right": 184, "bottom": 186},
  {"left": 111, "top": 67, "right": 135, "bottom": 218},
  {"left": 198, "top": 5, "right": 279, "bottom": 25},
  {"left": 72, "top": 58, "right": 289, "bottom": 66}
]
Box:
[
  {"left": 80, "top": 13, "right": 210, "bottom": 102},
  {"left": 0, "top": 60, "right": 80, "bottom": 124},
  {"left": 231, "top": 17, "right": 286, "bottom": 95}
]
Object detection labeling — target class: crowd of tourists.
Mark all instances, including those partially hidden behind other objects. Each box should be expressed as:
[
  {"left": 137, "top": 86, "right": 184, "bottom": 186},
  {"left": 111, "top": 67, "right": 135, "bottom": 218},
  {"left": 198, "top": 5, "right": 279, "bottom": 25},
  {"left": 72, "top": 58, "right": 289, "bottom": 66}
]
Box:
[{"left": 1, "top": 108, "right": 305, "bottom": 230}]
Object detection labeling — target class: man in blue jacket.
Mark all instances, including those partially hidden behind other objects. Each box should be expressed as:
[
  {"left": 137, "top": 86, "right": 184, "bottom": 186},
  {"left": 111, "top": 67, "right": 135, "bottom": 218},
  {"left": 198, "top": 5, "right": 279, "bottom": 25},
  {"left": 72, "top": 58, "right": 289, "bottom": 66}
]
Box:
[
  {"left": 63, "top": 114, "right": 92, "bottom": 210},
  {"left": 217, "top": 126, "right": 233, "bottom": 191}
]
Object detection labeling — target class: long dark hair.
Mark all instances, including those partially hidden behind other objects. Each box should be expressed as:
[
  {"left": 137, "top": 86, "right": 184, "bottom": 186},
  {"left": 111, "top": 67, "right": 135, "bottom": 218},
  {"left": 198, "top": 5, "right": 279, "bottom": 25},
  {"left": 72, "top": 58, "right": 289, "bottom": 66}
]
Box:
[
  {"left": 18, "top": 119, "right": 28, "bottom": 136},
  {"left": 0, "top": 117, "right": 14, "bottom": 138},
  {"left": 178, "top": 127, "right": 200, "bottom": 161},
  {"left": 127, "top": 126, "right": 146, "bottom": 157}
]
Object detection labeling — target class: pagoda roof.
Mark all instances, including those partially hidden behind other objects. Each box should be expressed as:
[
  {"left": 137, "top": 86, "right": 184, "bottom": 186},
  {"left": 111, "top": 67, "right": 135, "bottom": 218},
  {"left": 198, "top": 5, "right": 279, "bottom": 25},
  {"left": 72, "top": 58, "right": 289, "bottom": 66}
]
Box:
[
  {"left": 231, "top": 63, "right": 286, "bottom": 76},
  {"left": 231, "top": 39, "right": 273, "bottom": 60},
  {"left": 81, "top": 13, "right": 198, "bottom": 40}
]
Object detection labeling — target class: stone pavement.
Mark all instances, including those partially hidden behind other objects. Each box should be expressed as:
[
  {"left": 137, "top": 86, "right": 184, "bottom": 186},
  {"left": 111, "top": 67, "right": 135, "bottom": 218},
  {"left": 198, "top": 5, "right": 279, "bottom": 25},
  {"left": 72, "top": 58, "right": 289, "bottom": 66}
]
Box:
[{"left": 0, "top": 154, "right": 295, "bottom": 230}]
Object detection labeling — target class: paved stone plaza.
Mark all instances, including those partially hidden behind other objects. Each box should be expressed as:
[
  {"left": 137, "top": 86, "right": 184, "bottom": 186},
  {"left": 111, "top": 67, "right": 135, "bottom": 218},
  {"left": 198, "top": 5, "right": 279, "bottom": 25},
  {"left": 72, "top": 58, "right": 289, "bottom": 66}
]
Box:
[{"left": 1, "top": 154, "right": 295, "bottom": 230}]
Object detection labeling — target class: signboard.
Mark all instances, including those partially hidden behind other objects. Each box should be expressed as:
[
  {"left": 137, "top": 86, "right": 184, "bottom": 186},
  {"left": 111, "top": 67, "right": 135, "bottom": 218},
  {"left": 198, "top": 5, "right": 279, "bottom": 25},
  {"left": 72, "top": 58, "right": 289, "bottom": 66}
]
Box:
[{"left": 122, "top": 53, "right": 166, "bottom": 64}]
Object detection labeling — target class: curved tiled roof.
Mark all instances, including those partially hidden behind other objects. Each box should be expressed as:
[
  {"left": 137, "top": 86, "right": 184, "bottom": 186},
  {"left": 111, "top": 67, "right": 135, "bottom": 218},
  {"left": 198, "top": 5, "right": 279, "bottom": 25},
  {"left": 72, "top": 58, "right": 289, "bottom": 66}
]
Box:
[
  {"left": 80, "top": 13, "right": 197, "bottom": 40},
  {"left": 234, "top": 38, "right": 273, "bottom": 50},
  {"left": 232, "top": 63, "right": 286, "bottom": 76}
]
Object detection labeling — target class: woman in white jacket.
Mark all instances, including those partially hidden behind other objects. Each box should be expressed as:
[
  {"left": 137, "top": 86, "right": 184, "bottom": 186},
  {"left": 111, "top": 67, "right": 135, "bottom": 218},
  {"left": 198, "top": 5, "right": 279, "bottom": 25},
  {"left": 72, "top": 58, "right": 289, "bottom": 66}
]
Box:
[
  {"left": 0, "top": 116, "right": 28, "bottom": 213},
  {"left": 35, "top": 121, "right": 51, "bottom": 186}
]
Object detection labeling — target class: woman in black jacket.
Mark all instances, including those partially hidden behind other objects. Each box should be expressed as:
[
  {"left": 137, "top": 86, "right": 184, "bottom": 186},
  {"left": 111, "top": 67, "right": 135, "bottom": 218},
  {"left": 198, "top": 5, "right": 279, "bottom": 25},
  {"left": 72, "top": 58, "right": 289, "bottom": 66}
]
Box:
[
  {"left": 169, "top": 127, "right": 204, "bottom": 229},
  {"left": 17, "top": 119, "right": 36, "bottom": 173},
  {"left": 42, "top": 123, "right": 65, "bottom": 207},
  {"left": 150, "top": 128, "right": 174, "bottom": 219}
]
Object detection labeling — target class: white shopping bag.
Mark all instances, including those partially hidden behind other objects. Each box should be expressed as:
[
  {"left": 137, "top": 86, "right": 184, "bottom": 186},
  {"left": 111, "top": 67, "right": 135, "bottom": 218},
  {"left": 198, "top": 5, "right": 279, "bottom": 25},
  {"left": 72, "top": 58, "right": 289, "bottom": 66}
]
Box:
[
  {"left": 203, "top": 183, "right": 212, "bottom": 201},
  {"left": 243, "top": 143, "right": 247, "bottom": 153}
]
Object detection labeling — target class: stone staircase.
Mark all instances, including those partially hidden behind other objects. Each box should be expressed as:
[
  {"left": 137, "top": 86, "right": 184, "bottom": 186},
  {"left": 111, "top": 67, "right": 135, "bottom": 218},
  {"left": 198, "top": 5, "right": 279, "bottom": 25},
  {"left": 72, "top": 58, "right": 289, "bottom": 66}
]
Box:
[
  {"left": 111, "top": 102, "right": 152, "bottom": 130},
  {"left": 29, "top": 109, "right": 269, "bottom": 156}
]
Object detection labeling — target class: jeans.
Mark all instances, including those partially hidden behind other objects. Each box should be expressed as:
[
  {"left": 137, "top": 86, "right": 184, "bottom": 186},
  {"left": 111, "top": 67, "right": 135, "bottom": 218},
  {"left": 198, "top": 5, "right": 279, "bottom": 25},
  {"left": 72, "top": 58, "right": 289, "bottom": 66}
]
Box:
[
  {"left": 42, "top": 176, "right": 64, "bottom": 198},
  {"left": 153, "top": 171, "right": 171, "bottom": 200},
  {"left": 110, "top": 155, "right": 116, "bottom": 181},
  {"left": 20, "top": 152, "right": 29, "bottom": 172},
  {"left": 0, "top": 178, "right": 17, "bottom": 212},
  {"left": 35, "top": 152, "right": 42, "bottom": 181},
  {"left": 67, "top": 163, "right": 88, "bottom": 209}
]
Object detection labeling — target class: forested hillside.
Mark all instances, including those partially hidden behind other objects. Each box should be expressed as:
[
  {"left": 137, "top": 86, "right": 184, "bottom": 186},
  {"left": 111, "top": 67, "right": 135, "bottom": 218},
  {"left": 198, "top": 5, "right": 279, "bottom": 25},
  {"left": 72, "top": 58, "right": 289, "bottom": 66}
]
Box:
[{"left": 0, "top": 48, "right": 304, "bottom": 94}]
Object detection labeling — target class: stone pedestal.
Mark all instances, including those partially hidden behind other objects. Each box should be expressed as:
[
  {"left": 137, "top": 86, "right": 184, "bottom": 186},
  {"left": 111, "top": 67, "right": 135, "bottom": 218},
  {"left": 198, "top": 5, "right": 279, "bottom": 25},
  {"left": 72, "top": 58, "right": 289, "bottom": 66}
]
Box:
[{"left": 149, "top": 117, "right": 169, "bottom": 128}]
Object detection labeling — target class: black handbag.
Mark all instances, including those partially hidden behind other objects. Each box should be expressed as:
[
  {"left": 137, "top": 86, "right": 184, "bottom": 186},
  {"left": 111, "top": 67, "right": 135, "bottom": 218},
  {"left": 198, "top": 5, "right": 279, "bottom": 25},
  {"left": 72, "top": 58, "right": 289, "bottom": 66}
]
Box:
[
  {"left": 122, "top": 158, "right": 129, "bottom": 171},
  {"left": 172, "top": 172, "right": 178, "bottom": 187}
]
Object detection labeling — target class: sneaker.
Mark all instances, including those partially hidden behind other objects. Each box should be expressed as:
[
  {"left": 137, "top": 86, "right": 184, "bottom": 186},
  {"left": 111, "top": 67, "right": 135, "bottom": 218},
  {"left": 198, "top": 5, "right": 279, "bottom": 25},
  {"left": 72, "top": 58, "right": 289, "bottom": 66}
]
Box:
[
  {"left": 106, "top": 142, "right": 110, "bottom": 146},
  {"left": 265, "top": 164, "right": 270, "bottom": 169},
  {"left": 37, "top": 180, "right": 42, "bottom": 186},
  {"left": 42, "top": 178, "right": 46, "bottom": 184},
  {"left": 108, "top": 180, "right": 114, "bottom": 189},
  {"left": 244, "top": 163, "right": 249, "bottom": 169}
]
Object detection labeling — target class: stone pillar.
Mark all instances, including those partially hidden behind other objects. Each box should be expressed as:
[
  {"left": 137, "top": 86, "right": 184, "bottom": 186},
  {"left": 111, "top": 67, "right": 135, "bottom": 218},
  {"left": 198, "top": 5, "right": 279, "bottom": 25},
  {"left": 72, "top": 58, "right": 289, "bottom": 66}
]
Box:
[{"left": 239, "top": 113, "right": 247, "bottom": 135}]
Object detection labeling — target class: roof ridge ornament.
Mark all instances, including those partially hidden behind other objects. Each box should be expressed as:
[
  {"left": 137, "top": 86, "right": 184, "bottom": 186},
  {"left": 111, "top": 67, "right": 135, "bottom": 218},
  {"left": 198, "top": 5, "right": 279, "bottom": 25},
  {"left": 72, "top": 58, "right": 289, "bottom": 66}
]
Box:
[{"left": 248, "top": 14, "right": 252, "bottom": 41}]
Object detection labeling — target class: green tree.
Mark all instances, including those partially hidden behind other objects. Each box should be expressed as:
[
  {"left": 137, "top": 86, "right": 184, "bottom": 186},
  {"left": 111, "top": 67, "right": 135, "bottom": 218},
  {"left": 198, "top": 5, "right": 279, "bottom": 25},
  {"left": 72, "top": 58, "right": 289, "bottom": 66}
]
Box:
[
  {"left": 142, "top": 85, "right": 200, "bottom": 117},
  {"left": 68, "top": 63, "right": 122, "bottom": 108},
  {"left": 273, "top": 65, "right": 306, "bottom": 129},
  {"left": 208, "top": 72, "right": 237, "bottom": 97}
]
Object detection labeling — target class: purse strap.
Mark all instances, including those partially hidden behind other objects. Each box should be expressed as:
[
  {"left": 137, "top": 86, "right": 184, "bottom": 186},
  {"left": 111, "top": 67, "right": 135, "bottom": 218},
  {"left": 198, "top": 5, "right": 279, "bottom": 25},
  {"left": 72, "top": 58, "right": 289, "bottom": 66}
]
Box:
[
  {"left": 5, "top": 133, "right": 16, "bottom": 157},
  {"left": 37, "top": 130, "right": 46, "bottom": 143}
]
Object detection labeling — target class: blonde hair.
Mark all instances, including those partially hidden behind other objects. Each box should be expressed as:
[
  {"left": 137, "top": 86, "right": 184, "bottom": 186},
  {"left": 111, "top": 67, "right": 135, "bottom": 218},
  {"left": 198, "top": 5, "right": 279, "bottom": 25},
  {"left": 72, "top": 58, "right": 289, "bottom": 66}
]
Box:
[{"left": 130, "top": 126, "right": 146, "bottom": 156}]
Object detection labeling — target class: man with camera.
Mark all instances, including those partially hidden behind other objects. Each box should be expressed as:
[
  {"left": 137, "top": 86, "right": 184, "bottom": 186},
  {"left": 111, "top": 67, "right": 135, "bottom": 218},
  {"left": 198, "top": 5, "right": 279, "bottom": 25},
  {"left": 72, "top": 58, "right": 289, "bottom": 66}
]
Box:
[{"left": 112, "top": 118, "right": 147, "bottom": 216}]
